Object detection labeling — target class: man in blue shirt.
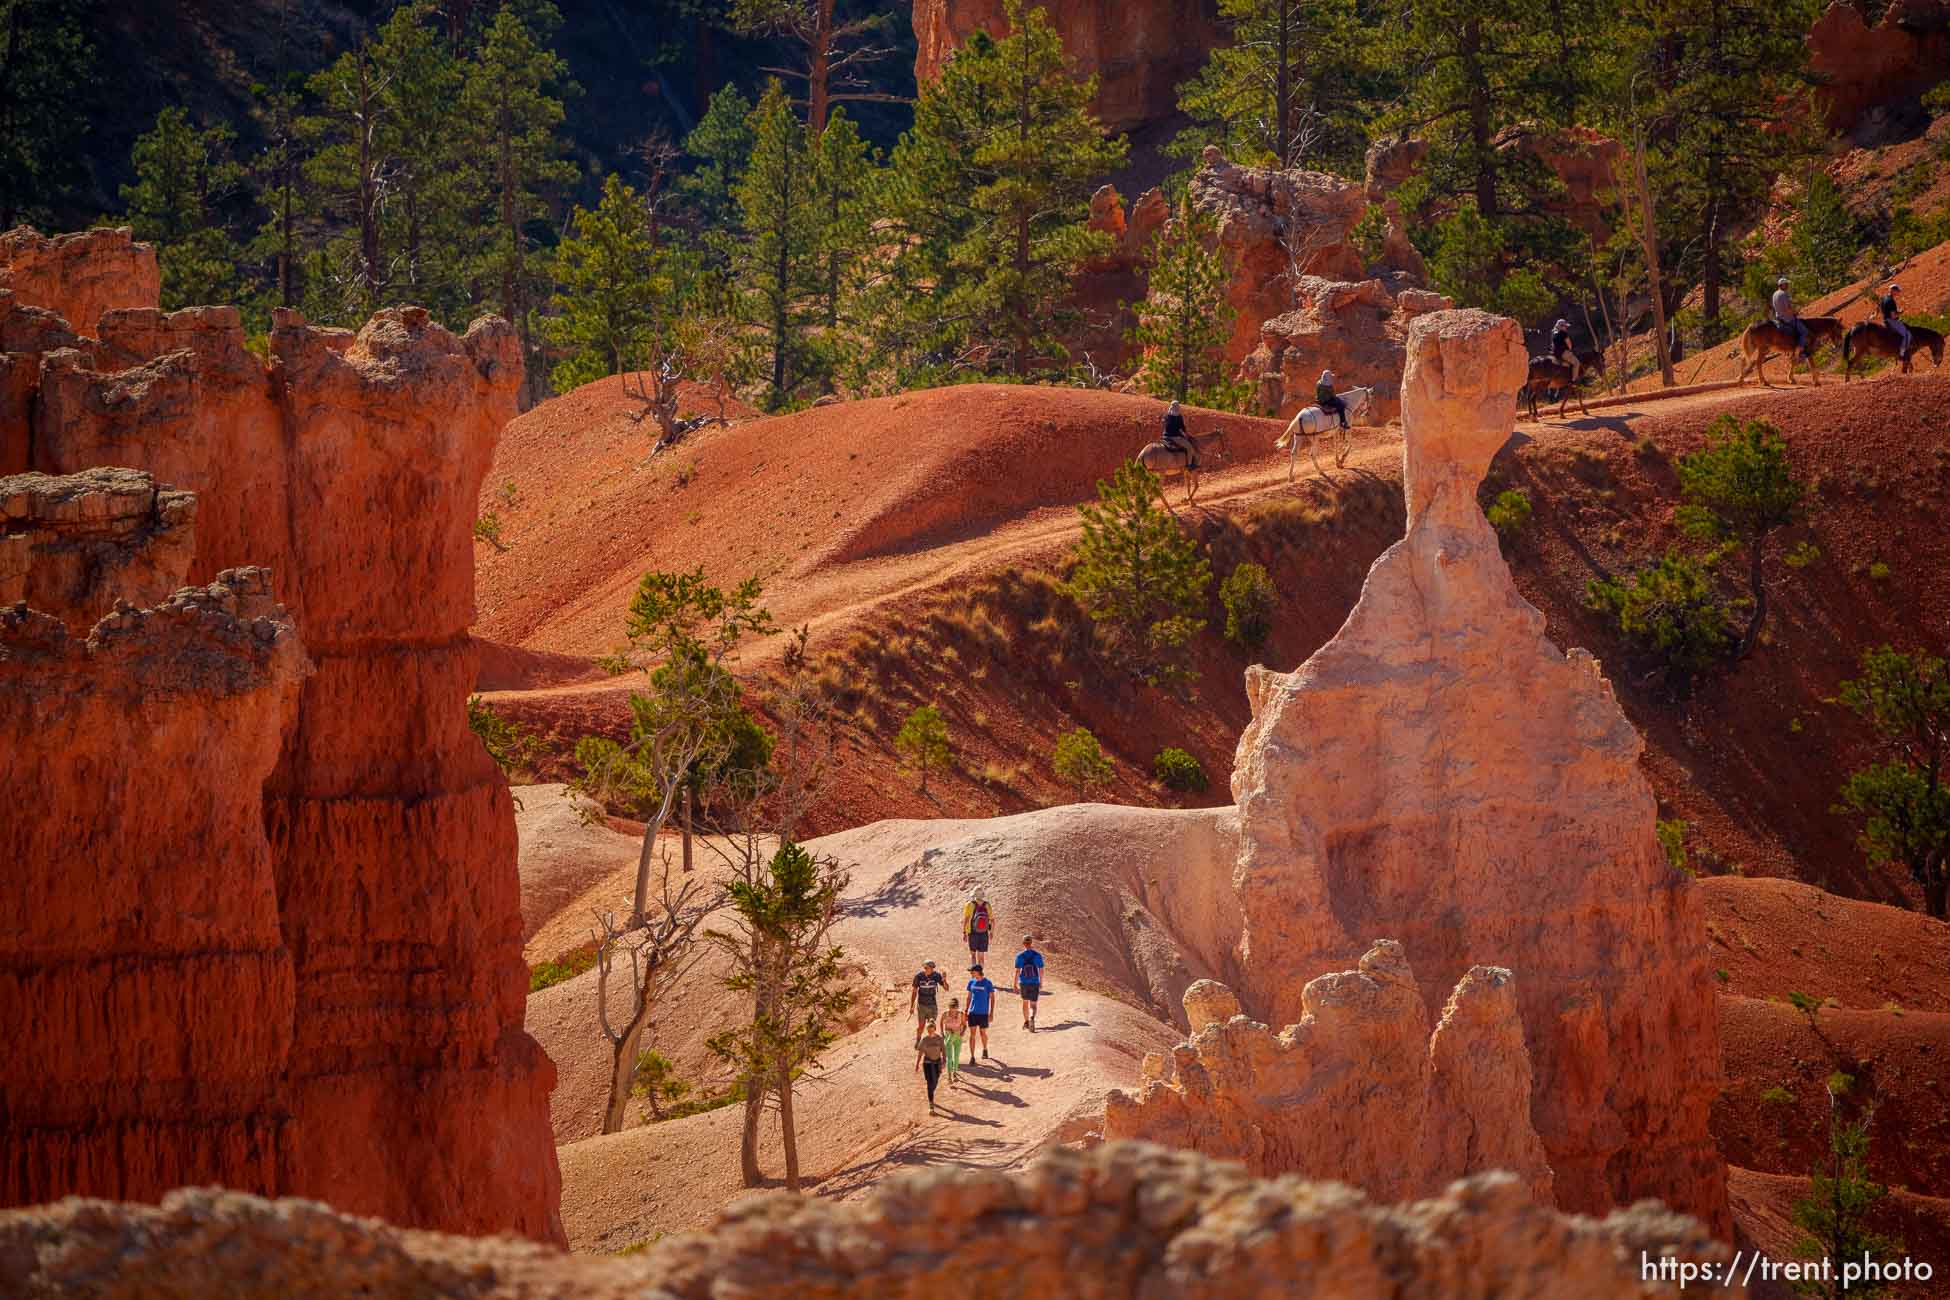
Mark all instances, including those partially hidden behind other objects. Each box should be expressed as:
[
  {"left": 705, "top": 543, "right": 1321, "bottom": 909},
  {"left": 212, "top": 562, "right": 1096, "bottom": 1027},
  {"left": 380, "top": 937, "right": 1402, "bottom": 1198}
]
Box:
[
  {"left": 965, "top": 964, "right": 996, "bottom": 1061},
  {"left": 1014, "top": 935, "right": 1045, "bottom": 1031}
]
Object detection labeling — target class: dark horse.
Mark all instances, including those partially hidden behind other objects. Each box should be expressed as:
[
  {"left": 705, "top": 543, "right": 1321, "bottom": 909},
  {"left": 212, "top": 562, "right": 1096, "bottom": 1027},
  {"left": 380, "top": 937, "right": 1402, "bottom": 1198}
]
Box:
[
  {"left": 1842, "top": 321, "right": 1946, "bottom": 380},
  {"left": 1737, "top": 316, "right": 1845, "bottom": 387},
  {"left": 1521, "top": 352, "right": 1598, "bottom": 421}
]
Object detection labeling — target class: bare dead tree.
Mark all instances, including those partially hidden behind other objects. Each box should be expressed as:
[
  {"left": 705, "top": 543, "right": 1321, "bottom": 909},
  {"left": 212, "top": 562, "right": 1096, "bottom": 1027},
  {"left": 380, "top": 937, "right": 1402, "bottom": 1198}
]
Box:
[
  {"left": 730, "top": 0, "right": 904, "bottom": 135},
  {"left": 592, "top": 861, "right": 720, "bottom": 1135}
]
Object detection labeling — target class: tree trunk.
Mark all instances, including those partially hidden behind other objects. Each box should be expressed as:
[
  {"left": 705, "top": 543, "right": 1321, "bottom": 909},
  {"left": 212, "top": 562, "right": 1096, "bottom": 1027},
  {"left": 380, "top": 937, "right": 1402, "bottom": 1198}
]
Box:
[
  {"left": 1462, "top": 20, "right": 1495, "bottom": 219},
  {"left": 1740, "top": 537, "right": 1766, "bottom": 657},
  {"left": 1925, "top": 873, "right": 1947, "bottom": 920},
  {"left": 738, "top": 1085, "right": 766, "bottom": 1186},
  {"left": 602, "top": 989, "right": 654, "bottom": 1134},
  {"left": 1633, "top": 127, "right": 1676, "bottom": 387},
  {"left": 1275, "top": 0, "right": 1292, "bottom": 168},
  {"left": 808, "top": 0, "right": 832, "bottom": 137},
  {"left": 777, "top": 1062, "right": 800, "bottom": 1191},
  {"left": 1702, "top": 182, "right": 1723, "bottom": 342},
  {"left": 681, "top": 784, "right": 694, "bottom": 874}
]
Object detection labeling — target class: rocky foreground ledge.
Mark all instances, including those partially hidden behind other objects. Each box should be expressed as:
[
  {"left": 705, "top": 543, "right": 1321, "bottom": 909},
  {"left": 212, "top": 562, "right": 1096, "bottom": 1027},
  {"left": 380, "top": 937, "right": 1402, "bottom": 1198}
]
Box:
[{"left": 0, "top": 1143, "right": 1741, "bottom": 1299}]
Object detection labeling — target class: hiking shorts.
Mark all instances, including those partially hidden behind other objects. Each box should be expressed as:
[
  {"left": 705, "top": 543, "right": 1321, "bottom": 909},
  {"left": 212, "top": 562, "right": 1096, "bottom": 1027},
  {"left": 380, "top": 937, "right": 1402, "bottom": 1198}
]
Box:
[
  {"left": 968, "top": 931, "right": 990, "bottom": 953},
  {"left": 1019, "top": 983, "right": 1040, "bottom": 1002},
  {"left": 968, "top": 1012, "right": 990, "bottom": 1028}
]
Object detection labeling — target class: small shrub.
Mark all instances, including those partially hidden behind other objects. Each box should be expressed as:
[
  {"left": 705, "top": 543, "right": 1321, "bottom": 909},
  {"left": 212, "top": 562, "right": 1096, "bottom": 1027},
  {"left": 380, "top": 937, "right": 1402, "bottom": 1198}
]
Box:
[
  {"left": 894, "top": 703, "right": 952, "bottom": 793},
  {"left": 1219, "top": 561, "right": 1277, "bottom": 651},
  {"left": 1760, "top": 1085, "right": 1795, "bottom": 1105},
  {"left": 1586, "top": 550, "right": 1741, "bottom": 690},
  {"left": 1052, "top": 726, "right": 1114, "bottom": 801},
  {"left": 1868, "top": 560, "right": 1891, "bottom": 581},
  {"left": 1656, "top": 818, "right": 1690, "bottom": 873},
  {"left": 631, "top": 1049, "right": 693, "bottom": 1120},
  {"left": 1786, "top": 990, "right": 1822, "bottom": 1019},
  {"left": 1153, "top": 746, "right": 1208, "bottom": 793},
  {"left": 1784, "top": 540, "right": 1821, "bottom": 570},
  {"left": 1715, "top": 968, "right": 1731, "bottom": 983},
  {"left": 473, "top": 512, "right": 505, "bottom": 549},
  {"left": 1486, "top": 488, "right": 1532, "bottom": 539},
  {"left": 530, "top": 946, "right": 598, "bottom": 992},
  {"left": 497, "top": 479, "right": 519, "bottom": 506},
  {"left": 468, "top": 694, "right": 539, "bottom": 776}
]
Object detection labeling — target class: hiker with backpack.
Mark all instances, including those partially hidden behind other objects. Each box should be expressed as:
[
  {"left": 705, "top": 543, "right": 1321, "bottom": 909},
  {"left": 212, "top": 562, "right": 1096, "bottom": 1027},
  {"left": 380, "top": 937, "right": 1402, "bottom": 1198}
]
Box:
[
  {"left": 1014, "top": 934, "right": 1045, "bottom": 1031},
  {"left": 962, "top": 890, "right": 993, "bottom": 969}
]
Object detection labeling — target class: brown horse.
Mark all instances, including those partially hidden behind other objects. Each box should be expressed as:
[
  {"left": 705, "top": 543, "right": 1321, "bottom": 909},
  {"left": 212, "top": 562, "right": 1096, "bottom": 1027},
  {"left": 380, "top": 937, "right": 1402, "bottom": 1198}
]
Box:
[
  {"left": 1736, "top": 316, "right": 1844, "bottom": 387},
  {"left": 1842, "top": 321, "right": 1946, "bottom": 380},
  {"left": 1521, "top": 356, "right": 1590, "bottom": 420},
  {"left": 1136, "top": 428, "right": 1231, "bottom": 505}
]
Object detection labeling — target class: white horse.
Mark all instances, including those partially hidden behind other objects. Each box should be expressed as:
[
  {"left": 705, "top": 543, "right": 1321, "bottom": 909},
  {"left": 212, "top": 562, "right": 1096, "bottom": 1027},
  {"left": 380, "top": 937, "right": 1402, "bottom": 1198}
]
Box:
[{"left": 1274, "top": 386, "right": 1374, "bottom": 478}]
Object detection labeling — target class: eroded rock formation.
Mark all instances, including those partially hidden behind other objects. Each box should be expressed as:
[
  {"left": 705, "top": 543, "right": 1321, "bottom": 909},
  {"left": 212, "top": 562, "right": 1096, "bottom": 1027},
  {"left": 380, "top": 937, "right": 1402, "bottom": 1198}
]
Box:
[
  {"left": 1, "top": 570, "right": 309, "bottom": 1208},
  {"left": 1245, "top": 275, "right": 1452, "bottom": 421},
  {"left": 1226, "top": 308, "right": 1727, "bottom": 1231},
  {"left": 0, "top": 238, "right": 559, "bottom": 1240},
  {"left": 912, "top": 0, "right": 1223, "bottom": 134},
  {"left": 0, "top": 226, "right": 159, "bottom": 336},
  {"left": 1104, "top": 941, "right": 1552, "bottom": 1205},
  {"left": 1808, "top": 0, "right": 1950, "bottom": 135},
  {"left": 0, "top": 468, "right": 195, "bottom": 622},
  {"left": 0, "top": 1143, "right": 1744, "bottom": 1299}
]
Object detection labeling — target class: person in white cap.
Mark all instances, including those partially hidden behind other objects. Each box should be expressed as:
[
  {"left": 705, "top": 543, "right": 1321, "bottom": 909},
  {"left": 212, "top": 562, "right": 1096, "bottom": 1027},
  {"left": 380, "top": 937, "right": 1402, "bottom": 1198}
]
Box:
[
  {"left": 1314, "top": 369, "right": 1347, "bottom": 430},
  {"left": 962, "top": 889, "right": 993, "bottom": 969},
  {"left": 1772, "top": 276, "right": 1809, "bottom": 358},
  {"left": 1880, "top": 282, "right": 1910, "bottom": 362},
  {"left": 1549, "top": 318, "right": 1581, "bottom": 383},
  {"left": 1161, "top": 398, "right": 1198, "bottom": 470}
]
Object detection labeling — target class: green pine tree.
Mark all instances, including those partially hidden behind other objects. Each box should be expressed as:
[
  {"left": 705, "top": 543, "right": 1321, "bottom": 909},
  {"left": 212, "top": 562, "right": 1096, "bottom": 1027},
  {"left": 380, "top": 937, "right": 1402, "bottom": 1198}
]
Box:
[
  {"left": 1067, "top": 460, "right": 1213, "bottom": 682},
  {"left": 1130, "top": 192, "right": 1242, "bottom": 408},
  {"left": 894, "top": 704, "right": 952, "bottom": 793},
  {"left": 1673, "top": 415, "right": 1807, "bottom": 656},
  {"left": 121, "top": 107, "right": 248, "bottom": 310},
  {"left": 883, "top": 2, "right": 1127, "bottom": 379},
  {"left": 678, "top": 85, "right": 757, "bottom": 253},
  {"left": 545, "top": 175, "right": 679, "bottom": 391},
  {"left": 1052, "top": 726, "right": 1113, "bottom": 801},
  {"left": 1790, "top": 1074, "right": 1899, "bottom": 1298},
  {"left": 1835, "top": 647, "right": 1950, "bottom": 919},
  {"left": 1792, "top": 171, "right": 1857, "bottom": 296},
  {"left": 733, "top": 80, "right": 826, "bottom": 409},
  {"left": 1170, "top": 0, "right": 1361, "bottom": 171},
  {"left": 0, "top": 0, "right": 97, "bottom": 229}
]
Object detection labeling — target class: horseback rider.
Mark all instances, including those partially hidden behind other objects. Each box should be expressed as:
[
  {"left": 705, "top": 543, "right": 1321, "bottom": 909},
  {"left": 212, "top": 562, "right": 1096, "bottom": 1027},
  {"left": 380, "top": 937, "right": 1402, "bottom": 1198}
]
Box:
[
  {"left": 1161, "top": 398, "right": 1199, "bottom": 470},
  {"left": 1881, "top": 282, "right": 1910, "bottom": 362},
  {"left": 1550, "top": 319, "right": 1581, "bottom": 383},
  {"left": 1315, "top": 370, "right": 1348, "bottom": 430},
  {"left": 1772, "top": 276, "right": 1810, "bottom": 357}
]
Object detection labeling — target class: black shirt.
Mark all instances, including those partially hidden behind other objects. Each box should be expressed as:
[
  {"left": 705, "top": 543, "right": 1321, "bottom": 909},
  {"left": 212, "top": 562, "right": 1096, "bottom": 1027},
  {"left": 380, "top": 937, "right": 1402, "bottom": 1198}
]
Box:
[
  {"left": 1162, "top": 410, "right": 1186, "bottom": 438},
  {"left": 1882, "top": 294, "right": 1900, "bottom": 321},
  {"left": 912, "top": 970, "right": 946, "bottom": 1004}
]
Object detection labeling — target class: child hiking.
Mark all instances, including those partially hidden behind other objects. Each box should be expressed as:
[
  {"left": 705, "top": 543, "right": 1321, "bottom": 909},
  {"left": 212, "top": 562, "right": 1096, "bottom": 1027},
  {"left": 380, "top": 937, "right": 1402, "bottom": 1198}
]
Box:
[{"left": 939, "top": 998, "right": 968, "bottom": 1082}]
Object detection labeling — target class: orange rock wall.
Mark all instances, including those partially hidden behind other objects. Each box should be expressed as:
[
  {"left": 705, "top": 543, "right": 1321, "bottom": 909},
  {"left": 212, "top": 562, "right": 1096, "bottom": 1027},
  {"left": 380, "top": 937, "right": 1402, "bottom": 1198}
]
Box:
[
  {"left": 0, "top": 238, "right": 560, "bottom": 1241},
  {"left": 0, "top": 227, "right": 158, "bottom": 338},
  {"left": 1808, "top": 0, "right": 1950, "bottom": 133},
  {"left": 912, "top": 0, "right": 1223, "bottom": 134}
]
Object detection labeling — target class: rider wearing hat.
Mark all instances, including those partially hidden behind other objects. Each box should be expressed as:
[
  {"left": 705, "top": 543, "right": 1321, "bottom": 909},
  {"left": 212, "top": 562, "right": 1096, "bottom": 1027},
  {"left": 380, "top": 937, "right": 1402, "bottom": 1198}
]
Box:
[
  {"left": 1549, "top": 319, "right": 1581, "bottom": 382},
  {"left": 1772, "top": 276, "right": 1810, "bottom": 357},
  {"left": 1315, "top": 370, "right": 1348, "bottom": 430},
  {"left": 1881, "top": 282, "right": 1910, "bottom": 361},
  {"left": 1161, "top": 399, "right": 1199, "bottom": 470}
]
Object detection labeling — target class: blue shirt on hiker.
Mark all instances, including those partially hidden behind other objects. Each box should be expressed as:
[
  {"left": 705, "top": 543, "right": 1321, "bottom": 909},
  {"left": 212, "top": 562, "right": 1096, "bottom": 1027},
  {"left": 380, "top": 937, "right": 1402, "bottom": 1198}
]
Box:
[
  {"left": 966, "top": 977, "right": 996, "bottom": 1016},
  {"left": 1015, "top": 948, "right": 1044, "bottom": 985}
]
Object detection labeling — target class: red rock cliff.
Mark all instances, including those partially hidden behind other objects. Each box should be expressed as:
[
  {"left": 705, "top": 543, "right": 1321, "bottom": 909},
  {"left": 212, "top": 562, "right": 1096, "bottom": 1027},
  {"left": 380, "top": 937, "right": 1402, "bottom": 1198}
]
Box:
[
  {"left": 0, "top": 243, "right": 559, "bottom": 1240},
  {"left": 912, "top": 0, "right": 1223, "bottom": 133}
]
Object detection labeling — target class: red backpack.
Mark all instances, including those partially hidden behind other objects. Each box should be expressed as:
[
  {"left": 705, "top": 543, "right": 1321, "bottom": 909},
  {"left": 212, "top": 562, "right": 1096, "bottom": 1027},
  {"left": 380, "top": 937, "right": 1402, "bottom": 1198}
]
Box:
[{"left": 971, "top": 900, "right": 991, "bottom": 933}]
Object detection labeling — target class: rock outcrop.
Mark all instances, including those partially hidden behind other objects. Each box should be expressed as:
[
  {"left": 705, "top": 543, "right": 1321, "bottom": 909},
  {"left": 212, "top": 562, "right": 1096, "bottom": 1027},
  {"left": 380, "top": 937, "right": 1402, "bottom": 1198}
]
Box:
[
  {"left": 912, "top": 0, "right": 1223, "bottom": 134},
  {"left": 0, "top": 242, "right": 559, "bottom": 1240},
  {"left": 0, "top": 227, "right": 159, "bottom": 336},
  {"left": 1226, "top": 308, "right": 1727, "bottom": 1231},
  {"left": 0, "top": 570, "right": 309, "bottom": 1211},
  {"left": 0, "top": 1143, "right": 1744, "bottom": 1299},
  {"left": 0, "top": 468, "right": 195, "bottom": 622},
  {"left": 1244, "top": 275, "right": 1452, "bottom": 421},
  {"left": 1104, "top": 942, "right": 1552, "bottom": 1205},
  {"left": 1808, "top": 0, "right": 1950, "bottom": 135}
]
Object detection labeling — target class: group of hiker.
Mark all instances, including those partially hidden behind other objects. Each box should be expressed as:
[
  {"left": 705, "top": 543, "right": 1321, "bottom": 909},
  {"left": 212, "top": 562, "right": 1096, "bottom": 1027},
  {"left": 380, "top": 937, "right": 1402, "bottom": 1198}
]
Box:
[
  {"left": 1772, "top": 276, "right": 1910, "bottom": 359},
  {"left": 908, "top": 890, "right": 1046, "bottom": 1114}
]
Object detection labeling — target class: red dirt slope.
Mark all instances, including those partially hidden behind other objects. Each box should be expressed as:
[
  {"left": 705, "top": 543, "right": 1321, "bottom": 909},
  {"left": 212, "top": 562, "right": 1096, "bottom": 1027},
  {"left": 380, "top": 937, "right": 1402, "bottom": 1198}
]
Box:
[{"left": 475, "top": 382, "right": 1284, "bottom": 658}]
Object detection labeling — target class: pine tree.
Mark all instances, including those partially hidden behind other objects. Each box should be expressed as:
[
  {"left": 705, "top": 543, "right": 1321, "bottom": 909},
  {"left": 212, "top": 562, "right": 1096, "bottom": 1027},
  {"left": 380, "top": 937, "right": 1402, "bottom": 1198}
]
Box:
[
  {"left": 1835, "top": 647, "right": 1950, "bottom": 919},
  {"left": 1130, "top": 193, "right": 1242, "bottom": 409},
  {"left": 121, "top": 108, "right": 248, "bottom": 310},
  {"left": 0, "top": 0, "right": 96, "bottom": 229},
  {"left": 545, "top": 174, "right": 674, "bottom": 391},
  {"left": 298, "top": 37, "right": 398, "bottom": 319},
  {"left": 677, "top": 85, "right": 756, "bottom": 248},
  {"left": 733, "top": 80, "right": 825, "bottom": 408},
  {"left": 1790, "top": 1074, "right": 1899, "bottom": 1298},
  {"left": 884, "top": 2, "right": 1127, "bottom": 378},
  {"left": 1673, "top": 415, "right": 1807, "bottom": 656},
  {"left": 463, "top": 0, "right": 579, "bottom": 403},
  {"left": 1171, "top": 0, "right": 1361, "bottom": 171},
  {"left": 1792, "top": 171, "right": 1857, "bottom": 296},
  {"left": 894, "top": 704, "right": 952, "bottom": 793},
  {"left": 1052, "top": 726, "right": 1113, "bottom": 801},
  {"left": 1067, "top": 461, "right": 1212, "bottom": 682},
  {"left": 727, "top": 0, "right": 899, "bottom": 136},
  {"left": 811, "top": 107, "right": 875, "bottom": 332},
  {"left": 371, "top": 2, "right": 473, "bottom": 322}
]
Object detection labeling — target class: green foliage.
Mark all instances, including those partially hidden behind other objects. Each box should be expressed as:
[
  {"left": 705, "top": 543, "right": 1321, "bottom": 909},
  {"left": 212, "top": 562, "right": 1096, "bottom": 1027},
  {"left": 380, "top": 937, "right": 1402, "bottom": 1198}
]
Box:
[
  {"left": 1131, "top": 192, "right": 1243, "bottom": 408},
  {"left": 546, "top": 174, "right": 676, "bottom": 391},
  {"left": 1786, "top": 989, "right": 1822, "bottom": 1018},
  {"left": 1785, "top": 540, "right": 1821, "bottom": 570},
  {"left": 473, "top": 512, "right": 505, "bottom": 548},
  {"left": 1760, "top": 1085, "right": 1795, "bottom": 1105},
  {"left": 1052, "top": 726, "right": 1114, "bottom": 801},
  {"left": 467, "top": 694, "right": 539, "bottom": 775},
  {"left": 1791, "top": 172, "right": 1858, "bottom": 296},
  {"left": 877, "top": 2, "right": 1127, "bottom": 380},
  {"left": 894, "top": 703, "right": 953, "bottom": 793},
  {"left": 1067, "top": 461, "right": 1212, "bottom": 681},
  {"left": 1219, "top": 561, "right": 1277, "bottom": 651},
  {"left": 1424, "top": 209, "right": 1558, "bottom": 320},
  {"left": 1152, "top": 747, "right": 1208, "bottom": 793},
  {"left": 1675, "top": 415, "right": 1807, "bottom": 655},
  {"left": 630, "top": 1049, "right": 693, "bottom": 1120},
  {"left": 122, "top": 107, "right": 247, "bottom": 309},
  {"left": 1656, "top": 818, "right": 1689, "bottom": 873},
  {"left": 1834, "top": 647, "right": 1950, "bottom": 918},
  {"left": 1486, "top": 488, "right": 1533, "bottom": 539},
  {"left": 1586, "top": 550, "right": 1740, "bottom": 690},
  {"left": 529, "top": 946, "right": 597, "bottom": 991},
  {"left": 1170, "top": 0, "right": 1362, "bottom": 171},
  {"left": 733, "top": 81, "right": 828, "bottom": 408},
  {"left": 1791, "top": 1074, "right": 1899, "bottom": 1298},
  {"left": 678, "top": 86, "right": 757, "bottom": 245},
  {"left": 0, "top": 0, "right": 97, "bottom": 229}
]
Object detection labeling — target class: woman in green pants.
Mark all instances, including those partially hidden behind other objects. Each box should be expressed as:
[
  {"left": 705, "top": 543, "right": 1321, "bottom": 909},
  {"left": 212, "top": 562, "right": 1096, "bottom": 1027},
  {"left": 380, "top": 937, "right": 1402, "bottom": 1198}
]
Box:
[{"left": 938, "top": 997, "right": 969, "bottom": 1085}]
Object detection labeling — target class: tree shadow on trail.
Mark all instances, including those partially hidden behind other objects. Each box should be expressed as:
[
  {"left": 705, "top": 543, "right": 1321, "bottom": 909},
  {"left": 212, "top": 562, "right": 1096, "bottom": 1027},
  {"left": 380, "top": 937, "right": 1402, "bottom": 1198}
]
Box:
[
  {"left": 838, "top": 866, "right": 922, "bottom": 919},
  {"left": 815, "top": 1134, "right": 1021, "bottom": 1199}
]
